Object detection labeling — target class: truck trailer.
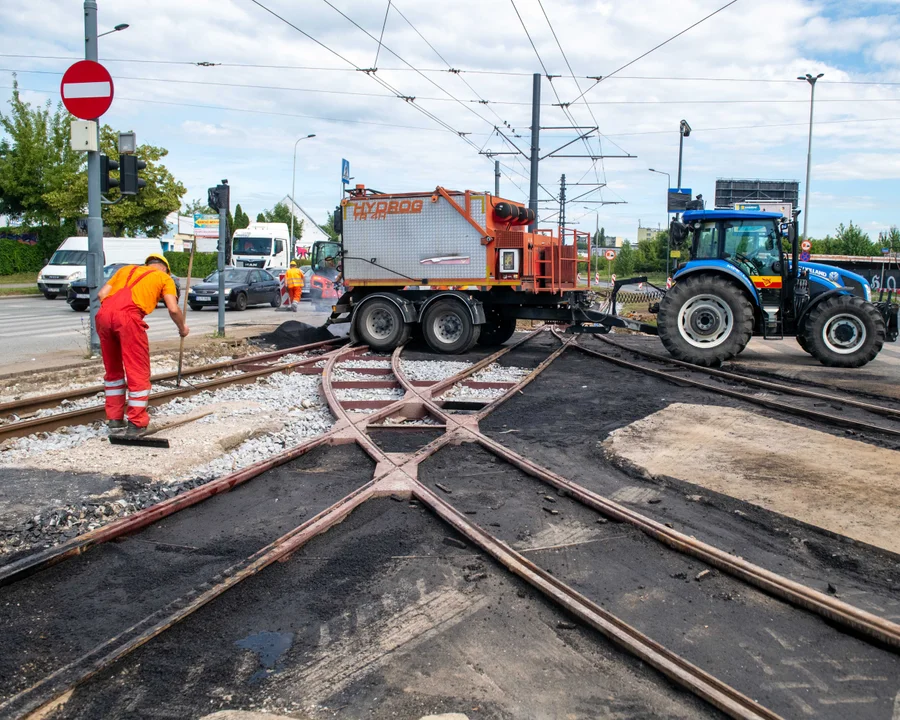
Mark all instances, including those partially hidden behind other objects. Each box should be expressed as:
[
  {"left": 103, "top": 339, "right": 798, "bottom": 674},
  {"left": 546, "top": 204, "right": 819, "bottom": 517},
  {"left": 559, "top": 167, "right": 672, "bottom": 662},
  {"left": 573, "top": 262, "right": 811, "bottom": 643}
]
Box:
[{"left": 323, "top": 184, "right": 652, "bottom": 352}]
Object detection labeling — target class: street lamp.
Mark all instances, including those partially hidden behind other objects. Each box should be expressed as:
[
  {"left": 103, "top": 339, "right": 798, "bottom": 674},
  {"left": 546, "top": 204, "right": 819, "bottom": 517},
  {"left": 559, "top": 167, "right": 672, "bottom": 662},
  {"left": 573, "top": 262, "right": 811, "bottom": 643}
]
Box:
[
  {"left": 289, "top": 133, "right": 317, "bottom": 261},
  {"left": 798, "top": 73, "right": 824, "bottom": 240},
  {"left": 649, "top": 169, "right": 673, "bottom": 277},
  {"left": 677, "top": 120, "right": 691, "bottom": 189},
  {"left": 98, "top": 23, "right": 129, "bottom": 38}
]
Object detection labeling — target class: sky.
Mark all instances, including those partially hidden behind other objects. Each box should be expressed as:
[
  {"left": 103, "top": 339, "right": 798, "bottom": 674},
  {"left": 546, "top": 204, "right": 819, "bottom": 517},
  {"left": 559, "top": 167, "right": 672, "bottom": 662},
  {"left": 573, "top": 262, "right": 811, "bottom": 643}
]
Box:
[{"left": 2, "top": 0, "right": 900, "bottom": 242}]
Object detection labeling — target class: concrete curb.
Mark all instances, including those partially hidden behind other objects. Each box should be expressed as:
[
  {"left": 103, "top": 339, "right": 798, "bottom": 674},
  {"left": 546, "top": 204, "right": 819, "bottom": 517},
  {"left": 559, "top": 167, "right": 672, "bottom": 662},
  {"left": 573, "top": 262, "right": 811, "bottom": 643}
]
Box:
[{"left": 0, "top": 293, "right": 42, "bottom": 301}]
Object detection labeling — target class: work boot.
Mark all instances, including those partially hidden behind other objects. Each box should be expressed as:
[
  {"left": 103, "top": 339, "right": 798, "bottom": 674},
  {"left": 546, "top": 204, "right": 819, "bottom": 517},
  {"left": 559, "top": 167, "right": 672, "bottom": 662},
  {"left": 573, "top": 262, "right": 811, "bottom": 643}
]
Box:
[
  {"left": 122, "top": 422, "right": 147, "bottom": 438},
  {"left": 107, "top": 419, "right": 127, "bottom": 432}
]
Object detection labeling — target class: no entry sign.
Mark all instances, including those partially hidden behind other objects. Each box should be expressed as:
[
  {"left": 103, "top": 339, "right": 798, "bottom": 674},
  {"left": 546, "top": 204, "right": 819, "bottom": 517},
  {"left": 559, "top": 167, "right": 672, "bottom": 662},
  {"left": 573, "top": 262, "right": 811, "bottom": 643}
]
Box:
[{"left": 60, "top": 61, "right": 114, "bottom": 120}]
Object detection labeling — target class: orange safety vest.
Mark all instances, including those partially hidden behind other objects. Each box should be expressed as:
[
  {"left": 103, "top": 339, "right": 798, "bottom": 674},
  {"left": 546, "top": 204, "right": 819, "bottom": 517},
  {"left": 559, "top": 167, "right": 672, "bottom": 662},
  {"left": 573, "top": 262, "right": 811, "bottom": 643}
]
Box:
[{"left": 285, "top": 267, "right": 305, "bottom": 289}]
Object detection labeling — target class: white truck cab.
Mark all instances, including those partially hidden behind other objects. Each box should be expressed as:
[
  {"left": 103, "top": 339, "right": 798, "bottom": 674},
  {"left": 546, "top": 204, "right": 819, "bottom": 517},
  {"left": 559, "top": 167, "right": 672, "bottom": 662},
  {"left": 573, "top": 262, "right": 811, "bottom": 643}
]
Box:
[
  {"left": 37, "top": 237, "right": 164, "bottom": 299},
  {"left": 232, "top": 223, "right": 290, "bottom": 269}
]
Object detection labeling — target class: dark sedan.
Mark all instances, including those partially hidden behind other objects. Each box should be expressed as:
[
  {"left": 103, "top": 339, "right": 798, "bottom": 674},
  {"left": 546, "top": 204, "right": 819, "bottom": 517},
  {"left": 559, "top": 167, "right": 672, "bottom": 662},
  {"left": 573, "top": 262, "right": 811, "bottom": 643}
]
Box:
[
  {"left": 68, "top": 264, "right": 181, "bottom": 311},
  {"left": 188, "top": 268, "right": 280, "bottom": 311}
]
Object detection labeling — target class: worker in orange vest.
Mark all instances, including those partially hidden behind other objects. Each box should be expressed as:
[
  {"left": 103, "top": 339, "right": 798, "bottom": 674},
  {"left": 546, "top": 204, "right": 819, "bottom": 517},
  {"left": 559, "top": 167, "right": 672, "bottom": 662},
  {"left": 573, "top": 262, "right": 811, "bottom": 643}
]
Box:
[
  {"left": 285, "top": 260, "right": 305, "bottom": 311},
  {"left": 97, "top": 253, "right": 189, "bottom": 437}
]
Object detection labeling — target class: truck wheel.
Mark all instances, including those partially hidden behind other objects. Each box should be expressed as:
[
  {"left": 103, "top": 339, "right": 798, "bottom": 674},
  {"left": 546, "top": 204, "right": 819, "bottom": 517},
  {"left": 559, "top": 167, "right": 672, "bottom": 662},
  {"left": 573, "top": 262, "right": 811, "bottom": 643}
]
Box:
[
  {"left": 354, "top": 298, "right": 411, "bottom": 351},
  {"left": 657, "top": 275, "right": 753, "bottom": 366},
  {"left": 421, "top": 298, "right": 480, "bottom": 354},
  {"left": 802, "top": 295, "right": 884, "bottom": 368},
  {"left": 477, "top": 317, "right": 516, "bottom": 346}
]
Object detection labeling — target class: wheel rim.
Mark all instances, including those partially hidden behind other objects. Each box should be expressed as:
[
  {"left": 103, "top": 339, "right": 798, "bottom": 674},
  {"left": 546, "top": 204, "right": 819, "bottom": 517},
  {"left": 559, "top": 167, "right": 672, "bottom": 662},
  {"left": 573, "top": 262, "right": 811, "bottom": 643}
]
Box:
[
  {"left": 366, "top": 308, "right": 395, "bottom": 340},
  {"left": 676, "top": 294, "right": 734, "bottom": 349},
  {"left": 432, "top": 311, "right": 464, "bottom": 345},
  {"left": 823, "top": 313, "right": 866, "bottom": 354}
]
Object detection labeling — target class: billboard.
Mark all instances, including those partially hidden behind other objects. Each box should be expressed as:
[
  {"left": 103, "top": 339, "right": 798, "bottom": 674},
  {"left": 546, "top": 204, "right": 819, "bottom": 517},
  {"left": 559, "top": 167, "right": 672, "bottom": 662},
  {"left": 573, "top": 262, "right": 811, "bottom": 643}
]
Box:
[
  {"left": 734, "top": 202, "right": 793, "bottom": 218},
  {"left": 667, "top": 188, "right": 692, "bottom": 213},
  {"left": 193, "top": 213, "right": 219, "bottom": 238},
  {"left": 715, "top": 178, "right": 799, "bottom": 209}
]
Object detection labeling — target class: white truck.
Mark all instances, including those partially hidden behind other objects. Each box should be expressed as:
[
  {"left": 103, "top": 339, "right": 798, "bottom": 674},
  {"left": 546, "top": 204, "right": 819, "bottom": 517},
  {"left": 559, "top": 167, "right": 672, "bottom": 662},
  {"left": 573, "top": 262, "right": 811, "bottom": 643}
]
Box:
[
  {"left": 37, "top": 236, "right": 164, "bottom": 299},
  {"left": 231, "top": 223, "right": 290, "bottom": 270}
]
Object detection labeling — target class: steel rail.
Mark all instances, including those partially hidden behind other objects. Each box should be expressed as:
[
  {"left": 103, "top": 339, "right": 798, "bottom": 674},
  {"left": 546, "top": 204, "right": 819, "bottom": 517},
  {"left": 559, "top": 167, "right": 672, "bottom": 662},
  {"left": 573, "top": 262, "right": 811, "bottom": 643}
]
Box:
[
  {"left": 594, "top": 334, "right": 900, "bottom": 420},
  {"left": 413, "top": 482, "right": 783, "bottom": 720},
  {"left": 0, "top": 338, "right": 342, "bottom": 417},
  {"left": 0, "top": 430, "right": 338, "bottom": 587},
  {"left": 4, "top": 482, "right": 375, "bottom": 720},
  {"left": 0, "top": 344, "right": 347, "bottom": 443},
  {"left": 474, "top": 431, "right": 900, "bottom": 650},
  {"left": 565, "top": 334, "right": 900, "bottom": 438}
]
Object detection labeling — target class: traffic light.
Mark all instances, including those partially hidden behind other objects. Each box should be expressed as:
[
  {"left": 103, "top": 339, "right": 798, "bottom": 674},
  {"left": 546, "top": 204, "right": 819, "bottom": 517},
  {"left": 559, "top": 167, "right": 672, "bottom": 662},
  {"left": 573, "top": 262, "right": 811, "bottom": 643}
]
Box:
[
  {"left": 100, "top": 154, "right": 119, "bottom": 194},
  {"left": 207, "top": 181, "right": 230, "bottom": 211},
  {"left": 120, "top": 154, "right": 146, "bottom": 196}
]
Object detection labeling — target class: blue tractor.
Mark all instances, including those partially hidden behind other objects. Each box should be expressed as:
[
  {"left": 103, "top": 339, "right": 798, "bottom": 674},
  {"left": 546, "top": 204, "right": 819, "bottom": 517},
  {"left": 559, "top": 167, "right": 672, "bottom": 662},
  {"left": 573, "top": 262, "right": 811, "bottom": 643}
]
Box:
[{"left": 656, "top": 209, "right": 899, "bottom": 367}]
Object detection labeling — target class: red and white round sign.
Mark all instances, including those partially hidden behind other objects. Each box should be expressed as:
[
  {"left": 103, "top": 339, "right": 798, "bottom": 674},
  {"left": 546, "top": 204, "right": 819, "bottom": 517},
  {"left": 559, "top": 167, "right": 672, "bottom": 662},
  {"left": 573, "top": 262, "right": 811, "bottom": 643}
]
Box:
[
  {"left": 604, "top": 249, "right": 616, "bottom": 261},
  {"left": 60, "top": 61, "right": 114, "bottom": 120},
  {"left": 800, "top": 240, "right": 812, "bottom": 252}
]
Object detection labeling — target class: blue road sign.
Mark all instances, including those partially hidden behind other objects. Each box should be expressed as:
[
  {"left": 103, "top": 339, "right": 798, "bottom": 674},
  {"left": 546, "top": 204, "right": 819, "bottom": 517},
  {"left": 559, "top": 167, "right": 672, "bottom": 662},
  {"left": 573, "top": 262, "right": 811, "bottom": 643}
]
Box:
[
  {"left": 667, "top": 188, "right": 692, "bottom": 213},
  {"left": 341, "top": 158, "right": 350, "bottom": 184},
  {"left": 800, "top": 251, "right": 811, "bottom": 262}
]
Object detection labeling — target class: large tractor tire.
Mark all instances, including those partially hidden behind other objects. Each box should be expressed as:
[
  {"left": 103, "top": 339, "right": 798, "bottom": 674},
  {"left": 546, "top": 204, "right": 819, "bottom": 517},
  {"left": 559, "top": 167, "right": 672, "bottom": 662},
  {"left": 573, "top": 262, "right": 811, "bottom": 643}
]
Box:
[
  {"left": 421, "top": 298, "right": 481, "bottom": 354},
  {"left": 353, "top": 298, "right": 411, "bottom": 352},
  {"left": 795, "top": 325, "right": 812, "bottom": 355},
  {"left": 801, "top": 295, "right": 884, "bottom": 368},
  {"left": 477, "top": 316, "right": 516, "bottom": 347},
  {"left": 657, "top": 275, "right": 754, "bottom": 366}
]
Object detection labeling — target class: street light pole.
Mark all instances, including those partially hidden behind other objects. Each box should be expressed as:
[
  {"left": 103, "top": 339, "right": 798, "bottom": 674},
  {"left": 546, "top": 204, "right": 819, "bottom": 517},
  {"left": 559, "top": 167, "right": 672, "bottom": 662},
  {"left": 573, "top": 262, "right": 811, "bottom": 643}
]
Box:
[
  {"left": 798, "top": 73, "right": 824, "bottom": 240},
  {"left": 676, "top": 120, "right": 691, "bottom": 190},
  {"left": 289, "top": 133, "right": 316, "bottom": 262},
  {"left": 649, "top": 168, "right": 672, "bottom": 278}
]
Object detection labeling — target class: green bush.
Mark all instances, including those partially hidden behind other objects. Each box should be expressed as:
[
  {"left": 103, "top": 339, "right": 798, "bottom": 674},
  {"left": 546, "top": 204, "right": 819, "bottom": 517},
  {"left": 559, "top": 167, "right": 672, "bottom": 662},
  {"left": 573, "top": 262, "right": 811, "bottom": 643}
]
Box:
[
  {"left": 0, "top": 238, "right": 44, "bottom": 275},
  {"left": 164, "top": 251, "right": 219, "bottom": 279}
]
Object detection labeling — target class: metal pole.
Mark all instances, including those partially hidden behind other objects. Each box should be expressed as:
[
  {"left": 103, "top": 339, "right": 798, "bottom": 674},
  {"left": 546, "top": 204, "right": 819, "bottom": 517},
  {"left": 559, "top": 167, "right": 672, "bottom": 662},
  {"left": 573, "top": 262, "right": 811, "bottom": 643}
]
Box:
[
  {"left": 494, "top": 160, "right": 500, "bottom": 196},
  {"left": 84, "top": 1, "right": 102, "bottom": 353},
  {"left": 528, "top": 72, "right": 541, "bottom": 232},
  {"left": 800, "top": 74, "right": 822, "bottom": 241},
  {"left": 217, "top": 205, "right": 226, "bottom": 337},
  {"left": 676, "top": 132, "right": 684, "bottom": 190},
  {"left": 558, "top": 173, "right": 566, "bottom": 239},
  {"left": 290, "top": 141, "right": 298, "bottom": 264}
]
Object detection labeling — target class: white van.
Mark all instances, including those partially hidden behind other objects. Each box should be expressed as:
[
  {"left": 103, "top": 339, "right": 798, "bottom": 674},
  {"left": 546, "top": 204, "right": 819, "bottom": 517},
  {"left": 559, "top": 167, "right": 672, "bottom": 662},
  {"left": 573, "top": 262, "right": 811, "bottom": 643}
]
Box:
[
  {"left": 232, "top": 223, "right": 289, "bottom": 270},
  {"left": 37, "top": 237, "right": 164, "bottom": 299}
]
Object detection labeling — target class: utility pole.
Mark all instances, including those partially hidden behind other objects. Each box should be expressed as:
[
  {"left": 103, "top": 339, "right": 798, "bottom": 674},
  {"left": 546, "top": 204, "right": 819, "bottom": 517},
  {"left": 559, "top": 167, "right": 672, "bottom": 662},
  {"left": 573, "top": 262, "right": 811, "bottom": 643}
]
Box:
[
  {"left": 494, "top": 160, "right": 500, "bottom": 196},
  {"left": 676, "top": 119, "right": 691, "bottom": 190},
  {"left": 528, "top": 72, "right": 541, "bottom": 232},
  {"left": 558, "top": 174, "right": 566, "bottom": 239},
  {"left": 84, "top": 1, "right": 102, "bottom": 353},
  {"left": 799, "top": 73, "right": 824, "bottom": 240}
]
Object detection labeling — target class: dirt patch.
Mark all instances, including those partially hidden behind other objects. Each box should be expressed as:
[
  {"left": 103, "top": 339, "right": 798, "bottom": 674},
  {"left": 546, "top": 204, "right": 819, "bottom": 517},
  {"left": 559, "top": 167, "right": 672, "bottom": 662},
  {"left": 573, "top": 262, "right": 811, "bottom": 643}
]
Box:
[{"left": 606, "top": 402, "right": 900, "bottom": 554}]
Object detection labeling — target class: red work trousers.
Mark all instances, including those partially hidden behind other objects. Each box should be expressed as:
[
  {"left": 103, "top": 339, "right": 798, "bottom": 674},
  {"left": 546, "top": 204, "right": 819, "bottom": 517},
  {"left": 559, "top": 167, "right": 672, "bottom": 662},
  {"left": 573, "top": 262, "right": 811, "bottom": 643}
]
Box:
[{"left": 97, "top": 302, "right": 152, "bottom": 427}]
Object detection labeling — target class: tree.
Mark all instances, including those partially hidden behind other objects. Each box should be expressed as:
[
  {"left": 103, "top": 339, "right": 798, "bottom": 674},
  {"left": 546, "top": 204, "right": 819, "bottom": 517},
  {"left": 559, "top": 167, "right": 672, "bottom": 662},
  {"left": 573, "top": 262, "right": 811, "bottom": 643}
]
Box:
[
  {"left": 877, "top": 226, "right": 900, "bottom": 252},
  {"left": 183, "top": 198, "right": 213, "bottom": 215},
  {"left": 594, "top": 227, "right": 607, "bottom": 246},
  {"left": 320, "top": 211, "right": 339, "bottom": 241},
  {"left": 0, "top": 79, "right": 82, "bottom": 253},
  {"left": 257, "top": 202, "right": 303, "bottom": 241},
  {"left": 613, "top": 241, "right": 635, "bottom": 276},
  {"left": 834, "top": 221, "right": 875, "bottom": 256},
  {"left": 233, "top": 204, "right": 250, "bottom": 230},
  {"left": 44, "top": 125, "right": 186, "bottom": 237}
]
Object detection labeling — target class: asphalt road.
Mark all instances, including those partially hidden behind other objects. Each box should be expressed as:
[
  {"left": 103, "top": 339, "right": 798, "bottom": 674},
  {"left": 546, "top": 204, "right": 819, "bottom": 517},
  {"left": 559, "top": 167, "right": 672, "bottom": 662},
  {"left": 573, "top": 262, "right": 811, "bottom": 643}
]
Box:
[{"left": 0, "top": 295, "right": 332, "bottom": 365}]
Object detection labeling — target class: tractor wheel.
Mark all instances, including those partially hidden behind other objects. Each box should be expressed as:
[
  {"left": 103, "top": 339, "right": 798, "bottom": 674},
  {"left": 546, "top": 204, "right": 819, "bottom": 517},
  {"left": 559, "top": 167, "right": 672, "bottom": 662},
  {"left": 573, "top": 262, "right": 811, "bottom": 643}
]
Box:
[
  {"left": 353, "top": 298, "right": 411, "bottom": 352},
  {"left": 795, "top": 325, "right": 812, "bottom": 355},
  {"left": 477, "top": 315, "right": 516, "bottom": 347},
  {"left": 802, "top": 295, "right": 884, "bottom": 368},
  {"left": 657, "top": 275, "right": 754, "bottom": 366},
  {"left": 421, "top": 298, "right": 480, "bottom": 354}
]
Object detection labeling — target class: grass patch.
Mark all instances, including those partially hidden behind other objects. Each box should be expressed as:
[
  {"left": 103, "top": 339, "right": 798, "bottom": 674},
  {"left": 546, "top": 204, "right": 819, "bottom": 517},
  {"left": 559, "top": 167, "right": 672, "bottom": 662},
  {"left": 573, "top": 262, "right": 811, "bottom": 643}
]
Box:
[
  {"left": 0, "top": 272, "right": 38, "bottom": 284},
  {"left": 0, "top": 286, "right": 41, "bottom": 297}
]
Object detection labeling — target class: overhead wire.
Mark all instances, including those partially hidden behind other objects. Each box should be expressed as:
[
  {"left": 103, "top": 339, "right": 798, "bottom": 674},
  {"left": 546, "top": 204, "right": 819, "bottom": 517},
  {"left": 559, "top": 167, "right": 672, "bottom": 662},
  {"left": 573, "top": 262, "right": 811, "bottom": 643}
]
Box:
[{"left": 373, "top": 1, "right": 392, "bottom": 68}]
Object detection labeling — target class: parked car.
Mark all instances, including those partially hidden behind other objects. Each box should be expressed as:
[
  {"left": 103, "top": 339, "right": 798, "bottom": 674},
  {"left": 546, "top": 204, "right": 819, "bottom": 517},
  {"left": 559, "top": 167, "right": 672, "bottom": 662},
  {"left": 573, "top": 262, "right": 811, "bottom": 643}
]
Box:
[
  {"left": 67, "top": 264, "right": 182, "bottom": 311},
  {"left": 188, "top": 267, "right": 281, "bottom": 311}
]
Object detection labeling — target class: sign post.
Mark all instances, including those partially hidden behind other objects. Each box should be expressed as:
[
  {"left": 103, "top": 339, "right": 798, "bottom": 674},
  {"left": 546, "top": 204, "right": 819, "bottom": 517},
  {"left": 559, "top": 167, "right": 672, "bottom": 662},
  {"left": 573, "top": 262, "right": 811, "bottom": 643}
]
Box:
[
  {"left": 341, "top": 158, "right": 350, "bottom": 205},
  {"left": 67, "top": 2, "right": 115, "bottom": 354}
]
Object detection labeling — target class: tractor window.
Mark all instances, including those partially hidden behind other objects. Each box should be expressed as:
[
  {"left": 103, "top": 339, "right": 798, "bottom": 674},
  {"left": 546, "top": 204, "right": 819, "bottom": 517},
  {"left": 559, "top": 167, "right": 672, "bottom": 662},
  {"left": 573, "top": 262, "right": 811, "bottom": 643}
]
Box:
[
  {"left": 723, "top": 220, "right": 779, "bottom": 276},
  {"left": 695, "top": 223, "right": 719, "bottom": 259}
]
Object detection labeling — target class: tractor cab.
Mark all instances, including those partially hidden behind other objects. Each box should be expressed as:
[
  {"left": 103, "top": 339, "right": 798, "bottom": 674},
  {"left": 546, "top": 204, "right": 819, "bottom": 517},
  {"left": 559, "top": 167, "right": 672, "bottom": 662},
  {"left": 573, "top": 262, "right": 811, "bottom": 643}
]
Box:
[
  {"left": 308, "top": 239, "right": 342, "bottom": 300},
  {"left": 660, "top": 209, "right": 897, "bottom": 368}
]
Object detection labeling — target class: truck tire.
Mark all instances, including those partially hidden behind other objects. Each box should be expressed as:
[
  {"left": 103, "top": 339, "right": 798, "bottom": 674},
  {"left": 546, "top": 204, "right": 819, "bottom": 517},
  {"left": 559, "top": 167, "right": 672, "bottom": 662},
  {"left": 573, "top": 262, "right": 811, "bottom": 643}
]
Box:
[
  {"left": 657, "top": 275, "right": 753, "bottom": 366},
  {"left": 421, "top": 298, "right": 481, "bottom": 354},
  {"left": 801, "top": 295, "right": 884, "bottom": 368},
  {"left": 477, "top": 317, "right": 516, "bottom": 346},
  {"left": 354, "top": 298, "right": 411, "bottom": 352}
]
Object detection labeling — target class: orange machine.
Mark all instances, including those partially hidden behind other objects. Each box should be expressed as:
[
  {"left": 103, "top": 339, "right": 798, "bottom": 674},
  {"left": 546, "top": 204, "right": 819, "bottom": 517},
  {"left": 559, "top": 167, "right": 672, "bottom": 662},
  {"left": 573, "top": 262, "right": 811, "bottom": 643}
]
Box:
[{"left": 324, "top": 184, "right": 648, "bottom": 354}]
